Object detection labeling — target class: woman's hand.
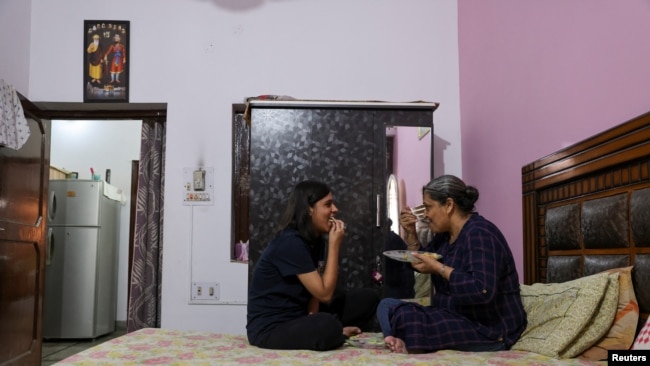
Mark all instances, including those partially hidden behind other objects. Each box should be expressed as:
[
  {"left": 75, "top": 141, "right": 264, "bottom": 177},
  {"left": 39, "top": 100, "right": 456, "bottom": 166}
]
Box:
[
  {"left": 399, "top": 207, "right": 417, "bottom": 236},
  {"left": 298, "top": 218, "right": 345, "bottom": 304},
  {"left": 410, "top": 252, "right": 440, "bottom": 274},
  {"left": 411, "top": 253, "right": 450, "bottom": 279},
  {"left": 328, "top": 218, "right": 346, "bottom": 249}
]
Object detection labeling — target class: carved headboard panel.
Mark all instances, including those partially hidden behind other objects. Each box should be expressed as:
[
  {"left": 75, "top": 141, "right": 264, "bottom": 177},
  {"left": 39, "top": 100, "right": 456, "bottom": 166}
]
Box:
[{"left": 522, "top": 111, "right": 650, "bottom": 324}]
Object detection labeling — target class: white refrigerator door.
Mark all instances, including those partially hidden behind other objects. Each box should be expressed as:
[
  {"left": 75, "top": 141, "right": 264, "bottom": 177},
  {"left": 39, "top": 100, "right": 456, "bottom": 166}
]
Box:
[
  {"left": 43, "top": 226, "right": 100, "bottom": 338},
  {"left": 48, "top": 180, "right": 102, "bottom": 227}
]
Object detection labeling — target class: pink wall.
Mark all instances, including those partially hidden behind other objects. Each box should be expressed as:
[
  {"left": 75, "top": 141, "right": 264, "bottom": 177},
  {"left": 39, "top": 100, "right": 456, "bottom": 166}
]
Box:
[
  {"left": 458, "top": 0, "right": 650, "bottom": 281},
  {"left": 394, "top": 126, "right": 432, "bottom": 210}
]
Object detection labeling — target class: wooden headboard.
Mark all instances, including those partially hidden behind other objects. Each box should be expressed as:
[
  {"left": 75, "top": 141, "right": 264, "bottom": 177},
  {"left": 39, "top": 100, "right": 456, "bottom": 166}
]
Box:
[{"left": 522, "top": 111, "right": 650, "bottom": 324}]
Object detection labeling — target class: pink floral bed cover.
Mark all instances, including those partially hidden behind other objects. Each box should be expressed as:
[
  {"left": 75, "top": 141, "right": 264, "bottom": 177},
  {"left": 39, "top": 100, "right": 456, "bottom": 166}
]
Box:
[{"left": 57, "top": 328, "right": 606, "bottom": 365}]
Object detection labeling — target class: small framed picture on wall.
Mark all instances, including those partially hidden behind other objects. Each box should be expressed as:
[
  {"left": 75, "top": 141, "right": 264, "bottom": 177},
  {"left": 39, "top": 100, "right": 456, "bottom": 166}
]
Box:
[{"left": 83, "top": 20, "right": 130, "bottom": 103}]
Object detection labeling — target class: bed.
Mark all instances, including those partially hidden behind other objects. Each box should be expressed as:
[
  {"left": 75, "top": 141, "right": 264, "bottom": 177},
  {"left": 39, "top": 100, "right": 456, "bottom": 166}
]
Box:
[{"left": 56, "top": 111, "right": 650, "bottom": 365}]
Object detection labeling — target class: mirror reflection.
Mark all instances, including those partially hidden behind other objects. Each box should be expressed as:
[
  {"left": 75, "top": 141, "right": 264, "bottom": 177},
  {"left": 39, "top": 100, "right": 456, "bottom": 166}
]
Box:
[
  {"left": 386, "top": 174, "right": 400, "bottom": 235},
  {"left": 384, "top": 126, "right": 433, "bottom": 301}
]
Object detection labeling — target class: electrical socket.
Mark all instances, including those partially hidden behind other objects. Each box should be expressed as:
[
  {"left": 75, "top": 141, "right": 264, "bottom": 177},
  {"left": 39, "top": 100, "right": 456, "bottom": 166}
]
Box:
[{"left": 191, "top": 282, "right": 220, "bottom": 302}]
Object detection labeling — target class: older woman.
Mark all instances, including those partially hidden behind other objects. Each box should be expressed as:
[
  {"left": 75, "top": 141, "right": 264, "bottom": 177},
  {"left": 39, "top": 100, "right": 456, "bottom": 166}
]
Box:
[{"left": 378, "top": 175, "right": 526, "bottom": 354}]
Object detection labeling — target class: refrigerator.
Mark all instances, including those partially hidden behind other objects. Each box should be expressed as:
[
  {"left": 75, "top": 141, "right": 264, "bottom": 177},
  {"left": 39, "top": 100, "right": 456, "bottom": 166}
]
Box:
[{"left": 43, "top": 179, "right": 121, "bottom": 339}]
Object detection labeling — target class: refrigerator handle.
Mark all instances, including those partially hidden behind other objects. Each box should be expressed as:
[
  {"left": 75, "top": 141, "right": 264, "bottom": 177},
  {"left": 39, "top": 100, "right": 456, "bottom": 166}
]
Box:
[
  {"left": 46, "top": 227, "right": 54, "bottom": 266},
  {"left": 47, "top": 190, "right": 56, "bottom": 222}
]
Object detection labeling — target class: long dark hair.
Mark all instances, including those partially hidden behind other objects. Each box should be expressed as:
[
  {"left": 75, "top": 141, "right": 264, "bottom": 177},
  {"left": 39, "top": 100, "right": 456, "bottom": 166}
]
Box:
[
  {"left": 277, "top": 180, "right": 331, "bottom": 245},
  {"left": 423, "top": 175, "right": 479, "bottom": 214}
]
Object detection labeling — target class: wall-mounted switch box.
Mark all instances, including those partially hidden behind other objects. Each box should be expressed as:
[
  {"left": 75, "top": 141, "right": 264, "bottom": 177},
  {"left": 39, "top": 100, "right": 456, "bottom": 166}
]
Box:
[
  {"left": 183, "top": 167, "right": 214, "bottom": 206},
  {"left": 191, "top": 282, "right": 220, "bottom": 303},
  {"left": 193, "top": 168, "right": 205, "bottom": 191}
]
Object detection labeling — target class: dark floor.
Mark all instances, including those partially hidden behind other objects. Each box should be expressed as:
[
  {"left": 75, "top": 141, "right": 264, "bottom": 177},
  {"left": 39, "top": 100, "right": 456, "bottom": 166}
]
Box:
[{"left": 41, "top": 326, "right": 126, "bottom": 366}]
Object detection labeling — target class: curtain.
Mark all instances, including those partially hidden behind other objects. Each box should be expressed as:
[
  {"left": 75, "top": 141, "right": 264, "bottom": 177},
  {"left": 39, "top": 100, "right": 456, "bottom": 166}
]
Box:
[{"left": 127, "top": 118, "right": 166, "bottom": 332}]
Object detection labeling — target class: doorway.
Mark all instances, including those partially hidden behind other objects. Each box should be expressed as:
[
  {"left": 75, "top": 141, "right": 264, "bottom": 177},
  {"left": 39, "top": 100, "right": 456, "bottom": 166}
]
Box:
[
  {"left": 32, "top": 101, "right": 167, "bottom": 328},
  {"left": 49, "top": 119, "right": 141, "bottom": 326}
]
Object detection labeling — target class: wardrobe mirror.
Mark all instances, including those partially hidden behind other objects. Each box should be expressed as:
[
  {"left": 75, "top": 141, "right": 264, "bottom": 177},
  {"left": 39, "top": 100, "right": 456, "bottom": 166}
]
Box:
[
  {"left": 383, "top": 125, "right": 432, "bottom": 300},
  {"left": 385, "top": 125, "right": 432, "bottom": 229}
]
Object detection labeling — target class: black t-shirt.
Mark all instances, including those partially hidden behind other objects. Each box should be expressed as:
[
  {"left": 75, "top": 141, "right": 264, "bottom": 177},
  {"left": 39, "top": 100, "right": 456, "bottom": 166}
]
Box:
[{"left": 246, "top": 229, "right": 322, "bottom": 344}]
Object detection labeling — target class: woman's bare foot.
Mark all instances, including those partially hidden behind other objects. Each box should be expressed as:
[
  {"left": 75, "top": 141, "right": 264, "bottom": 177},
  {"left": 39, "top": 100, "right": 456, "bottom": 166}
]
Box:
[
  {"left": 384, "top": 336, "right": 408, "bottom": 353},
  {"left": 343, "top": 326, "right": 361, "bottom": 337}
]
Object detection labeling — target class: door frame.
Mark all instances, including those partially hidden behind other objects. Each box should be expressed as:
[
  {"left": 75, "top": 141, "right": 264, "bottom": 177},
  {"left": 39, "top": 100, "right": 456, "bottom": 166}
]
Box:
[{"left": 21, "top": 98, "right": 166, "bottom": 341}]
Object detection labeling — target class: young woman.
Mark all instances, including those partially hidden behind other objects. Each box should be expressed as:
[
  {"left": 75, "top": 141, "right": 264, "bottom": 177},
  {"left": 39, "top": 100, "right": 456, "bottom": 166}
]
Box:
[
  {"left": 377, "top": 175, "right": 527, "bottom": 354},
  {"left": 247, "top": 180, "right": 379, "bottom": 351}
]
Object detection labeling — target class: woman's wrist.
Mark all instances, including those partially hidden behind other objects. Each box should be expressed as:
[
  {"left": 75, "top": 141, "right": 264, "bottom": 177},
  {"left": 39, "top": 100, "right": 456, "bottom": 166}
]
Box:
[
  {"left": 440, "top": 264, "right": 446, "bottom": 278},
  {"left": 406, "top": 240, "right": 419, "bottom": 248},
  {"left": 405, "top": 232, "right": 419, "bottom": 246}
]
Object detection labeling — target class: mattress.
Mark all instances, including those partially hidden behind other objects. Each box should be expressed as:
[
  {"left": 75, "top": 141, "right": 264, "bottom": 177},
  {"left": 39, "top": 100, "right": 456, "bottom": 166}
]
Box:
[{"left": 56, "top": 328, "right": 606, "bottom": 365}]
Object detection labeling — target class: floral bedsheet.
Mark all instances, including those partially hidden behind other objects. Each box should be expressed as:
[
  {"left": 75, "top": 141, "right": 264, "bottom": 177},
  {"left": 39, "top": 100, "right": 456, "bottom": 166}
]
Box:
[{"left": 57, "top": 328, "right": 606, "bottom": 365}]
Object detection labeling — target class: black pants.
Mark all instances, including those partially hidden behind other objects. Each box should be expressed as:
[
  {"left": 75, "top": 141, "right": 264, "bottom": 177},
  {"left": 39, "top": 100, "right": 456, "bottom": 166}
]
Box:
[{"left": 256, "top": 288, "right": 379, "bottom": 351}]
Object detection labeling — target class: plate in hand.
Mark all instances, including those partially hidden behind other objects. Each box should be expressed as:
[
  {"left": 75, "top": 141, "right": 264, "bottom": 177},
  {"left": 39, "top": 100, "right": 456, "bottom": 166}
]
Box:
[{"left": 383, "top": 250, "right": 442, "bottom": 263}]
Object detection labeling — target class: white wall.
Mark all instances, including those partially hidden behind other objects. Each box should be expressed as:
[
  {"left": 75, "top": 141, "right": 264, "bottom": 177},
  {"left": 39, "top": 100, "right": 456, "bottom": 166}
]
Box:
[
  {"left": 0, "top": 0, "right": 31, "bottom": 93},
  {"left": 3, "top": 0, "right": 461, "bottom": 335},
  {"left": 50, "top": 120, "right": 142, "bottom": 322}
]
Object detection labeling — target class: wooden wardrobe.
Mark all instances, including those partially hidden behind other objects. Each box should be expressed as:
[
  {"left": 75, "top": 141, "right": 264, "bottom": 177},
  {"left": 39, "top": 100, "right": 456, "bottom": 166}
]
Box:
[
  {"left": 0, "top": 96, "right": 50, "bottom": 366},
  {"left": 240, "top": 100, "right": 438, "bottom": 293}
]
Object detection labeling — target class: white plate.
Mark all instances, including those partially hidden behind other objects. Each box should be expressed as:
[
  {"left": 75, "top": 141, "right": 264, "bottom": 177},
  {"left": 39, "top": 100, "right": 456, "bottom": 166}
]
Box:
[{"left": 383, "top": 250, "right": 442, "bottom": 263}]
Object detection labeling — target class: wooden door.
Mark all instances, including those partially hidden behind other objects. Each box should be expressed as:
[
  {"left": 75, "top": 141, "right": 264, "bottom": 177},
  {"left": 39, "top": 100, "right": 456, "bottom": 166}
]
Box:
[{"left": 0, "top": 100, "right": 50, "bottom": 365}]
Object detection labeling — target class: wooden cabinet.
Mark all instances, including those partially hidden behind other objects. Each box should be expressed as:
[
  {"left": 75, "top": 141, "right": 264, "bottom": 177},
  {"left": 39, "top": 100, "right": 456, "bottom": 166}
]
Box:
[
  {"left": 244, "top": 101, "right": 437, "bottom": 291},
  {"left": 0, "top": 114, "right": 50, "bottom": 365}
]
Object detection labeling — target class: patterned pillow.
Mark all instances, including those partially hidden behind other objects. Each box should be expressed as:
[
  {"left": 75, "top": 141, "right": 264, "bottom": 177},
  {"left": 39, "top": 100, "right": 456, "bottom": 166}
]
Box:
[
  {"left": 632, "top": 317, "right": 650, "bottom": 350},
  {"left": 581, "top": 266, "right": 639, "bottom": 360},
  {"left": 512, "top": 272, "right": 612, "bottom": 358},
  {"left": 559, "top": 272, "right": 619, "bottom": 358}
]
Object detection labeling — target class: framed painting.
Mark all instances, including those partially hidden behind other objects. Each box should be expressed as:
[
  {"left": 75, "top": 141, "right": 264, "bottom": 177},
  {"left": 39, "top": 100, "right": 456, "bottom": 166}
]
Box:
[{"left": 83, "top": 20, "right": 130, "bottom": 103}]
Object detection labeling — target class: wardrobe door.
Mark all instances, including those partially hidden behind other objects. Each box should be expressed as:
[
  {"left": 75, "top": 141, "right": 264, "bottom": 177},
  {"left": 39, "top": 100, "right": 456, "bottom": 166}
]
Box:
[
  {"left": 248, "top": 107, "right": 383, "bottom": 290},
  {"left": 0, "top": 116, "right": 50, "bottom": 365},
  {"left": 374, "top": 109, "right": 435, "bottom": 297}
]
